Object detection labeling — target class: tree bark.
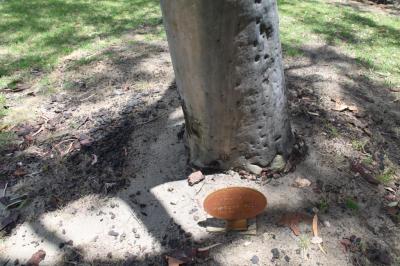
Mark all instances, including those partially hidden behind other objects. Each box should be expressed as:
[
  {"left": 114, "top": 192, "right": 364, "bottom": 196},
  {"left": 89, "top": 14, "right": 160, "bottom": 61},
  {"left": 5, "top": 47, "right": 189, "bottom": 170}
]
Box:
[{"left": 160, "top": 0, "right": 294, "bottom": 170}]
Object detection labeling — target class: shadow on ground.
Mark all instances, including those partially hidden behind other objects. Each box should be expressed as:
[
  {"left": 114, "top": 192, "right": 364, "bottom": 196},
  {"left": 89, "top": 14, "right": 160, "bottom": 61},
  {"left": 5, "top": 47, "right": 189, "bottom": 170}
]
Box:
[{"left": 0, "top": 31, "right": 399, "bottom": 266}]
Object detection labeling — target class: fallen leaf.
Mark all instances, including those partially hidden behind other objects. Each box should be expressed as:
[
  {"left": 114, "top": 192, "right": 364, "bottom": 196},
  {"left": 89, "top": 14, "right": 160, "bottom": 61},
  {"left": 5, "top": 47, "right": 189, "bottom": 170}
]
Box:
[
  {"left": 386, "top": 206, "right": 399, "bottom": 216},
  {"left": 312, "top": 214, "right": 318, "bottom": 237},
  {"left": 165, "top": 248, "right": 196, "bottom": 266},
  {"left": 333, "top": 103, "right": 349, "bottom": 112},
  {"left": 384, "top": 194, "right": 397, "bottom": 201},
  {"left": 188, "top": 171, "right": 205, "bottom": 186},
  {"left": 293, "top": 177, "right": 312, "bottom": 188},
  {"left": 387, "top": 201, "right": 399, "bottom": 207},
  {"left": 26, "top": 250, "right": 46, "bottom": 266},
  {"left": 278, "top": 212, "right": 311, "bottom": 236},
  {"left": 340, "top": 239, "right": 352, "bottom": 252},
  {"left": 13, "top": 168, "right": 27, "bottom": 177},
  {"left": 307, "top": 111, "right": 320, "bottom": 116},
  {"left": 348, "top": 105, "right": 358, "bottom": 112},
  {"left": 384, "top": 187, "right": 396, "bottom": 193},
  {"left": 165, "top": 256, "right": 185, "bottom": 266}
]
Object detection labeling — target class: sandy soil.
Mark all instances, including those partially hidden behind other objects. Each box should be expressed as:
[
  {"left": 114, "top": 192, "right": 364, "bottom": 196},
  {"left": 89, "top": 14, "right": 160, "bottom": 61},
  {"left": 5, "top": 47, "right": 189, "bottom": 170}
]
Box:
[{"left": 1, "top": 24, "right": 399, "bottom": 266}]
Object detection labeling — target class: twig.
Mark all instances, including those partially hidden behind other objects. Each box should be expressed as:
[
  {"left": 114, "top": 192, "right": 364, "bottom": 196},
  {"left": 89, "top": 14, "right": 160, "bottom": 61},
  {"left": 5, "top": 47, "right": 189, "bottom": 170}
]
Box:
[
  {"left": 54, "top": 138, "right": 76, "bottom": 156},
  {"left": 77, "top": 116, "right": 90, "bottom": 129},
  {"left": 318, "top": 243, "right": 327, "bottom": 255},
  {"left": 80, "top": 94, "right": 95, "bottom": 102},
  {"left": 63, "top": 140, "right": 76, "bottom": 156},
  {"left": 55, "top": 138, "right": 76, "bottom": 147},
  {"left": 195, "top": 180, "right": 206, "bottom": 195},
  {"left": 197, "top": 243, "right": 222, "bottom": 252},
  {"left": 32, "top": 126, "right": 44, "bottom": 137},
  {"left": 3, "top": 182, "right": 8, "bottom": 197}
]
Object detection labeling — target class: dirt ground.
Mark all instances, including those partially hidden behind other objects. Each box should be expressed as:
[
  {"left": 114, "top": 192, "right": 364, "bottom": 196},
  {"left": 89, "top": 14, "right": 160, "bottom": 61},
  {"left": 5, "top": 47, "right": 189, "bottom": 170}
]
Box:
[{"left": 1, "top": 9, "right": 400, "bottom": 266}]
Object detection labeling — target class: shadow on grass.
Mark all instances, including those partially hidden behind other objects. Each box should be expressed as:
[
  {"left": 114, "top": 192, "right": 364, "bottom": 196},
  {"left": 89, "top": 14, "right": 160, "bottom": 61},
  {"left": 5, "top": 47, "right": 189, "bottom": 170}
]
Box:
[
  {"left": 278, "top": 0, "right": 400, "bottom": 80},
  {"left": 0, "top": 0, "right": 162, "bottom": 79}
]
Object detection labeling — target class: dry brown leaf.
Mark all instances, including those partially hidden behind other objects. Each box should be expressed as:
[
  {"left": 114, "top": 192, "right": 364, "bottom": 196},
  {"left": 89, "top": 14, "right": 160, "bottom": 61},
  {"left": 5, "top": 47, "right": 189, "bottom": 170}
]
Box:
[
  {"left": 13, "top": 168, "right": 27, "bottom": 177},
  {"left": 165, "top": 256, "right": 185, "bottom": 266},
  {"left": 278, "top": 212, "right": 311, "bottom": 236},
  {"left": 312, "top": 214, "right": 318, "bottom": 237},
  {"left": 333, "top": 103, "right": 349, "bottom": 112},
  {"left": 348, "top": 105, "right": 358, "bottom": 112}
]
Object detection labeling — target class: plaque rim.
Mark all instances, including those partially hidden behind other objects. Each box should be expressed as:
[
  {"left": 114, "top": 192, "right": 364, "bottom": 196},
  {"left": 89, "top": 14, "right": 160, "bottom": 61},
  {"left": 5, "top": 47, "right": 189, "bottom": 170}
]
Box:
[{"left": 203, "top": 186, "right": 267, "bottom": 220}]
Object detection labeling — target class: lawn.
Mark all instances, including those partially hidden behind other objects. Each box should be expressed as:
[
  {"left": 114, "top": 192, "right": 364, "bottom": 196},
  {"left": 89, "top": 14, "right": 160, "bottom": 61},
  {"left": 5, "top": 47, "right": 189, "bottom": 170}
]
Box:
[
  {"left": 0, "top": 0, "right": 399, "bottom": 116},
  {"left": 0, "top": 0, "right": 162, "bottom": 90},
  {"left": 279, "top": 0, "right": 400, "bottom": 88}
]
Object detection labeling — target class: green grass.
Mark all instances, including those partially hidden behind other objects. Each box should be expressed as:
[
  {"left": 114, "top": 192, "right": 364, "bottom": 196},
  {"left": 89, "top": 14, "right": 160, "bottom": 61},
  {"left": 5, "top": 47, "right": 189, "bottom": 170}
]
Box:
[
  {"left": 0, "top": 0, "right": 163, "bottom": 89},
  {"left": 0, "top": 0, "right": 399, "bottom": 124},
  {"left": 0, "top": 94, "right": 7, "bottom": 118},
  {"left": 345, "top": 198, "right": 360, "bottom": 211},
  {"left": 278, "top": 0, "right": 400, "bottom": 87},
  {"left": 351, "top": 139, "right": 368, "bottom": 152},
  {"left": 362, "top": 154, "right": 374, "bottom": 165},
  {"left": 318, "top": 198, "right": 329, "bottom": 213},
  {"left": 324, "top": 123, "right": 340, "bottom": 138},
  {"left": 0, "top": 131, "right": 16, "bottom": 151},
  {"left": 377, "top": 168, "right": 396, "bottom": 184}
]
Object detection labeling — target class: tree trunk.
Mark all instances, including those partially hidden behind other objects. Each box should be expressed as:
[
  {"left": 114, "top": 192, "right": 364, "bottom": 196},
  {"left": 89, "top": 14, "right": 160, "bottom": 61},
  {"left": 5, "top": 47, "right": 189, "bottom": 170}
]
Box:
[{"left": 160, "top": 0, "right": 294, "bottom": 170}]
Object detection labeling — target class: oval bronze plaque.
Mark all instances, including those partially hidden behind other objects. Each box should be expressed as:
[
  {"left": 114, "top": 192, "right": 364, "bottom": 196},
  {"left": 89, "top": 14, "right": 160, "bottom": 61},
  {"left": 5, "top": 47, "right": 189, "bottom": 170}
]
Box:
[{"left": 203, "top": 187, "right": 267, "bottom": 220}]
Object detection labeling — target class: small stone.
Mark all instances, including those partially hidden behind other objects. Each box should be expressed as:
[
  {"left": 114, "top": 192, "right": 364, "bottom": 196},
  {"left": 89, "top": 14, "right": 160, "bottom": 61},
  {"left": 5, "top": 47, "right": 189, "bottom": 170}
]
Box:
[
  {"left": 311, "top": 236, "right": 323, "bottom": 244},
  {"left": 167, "top": 187, "right": 174, "bottom": 192},
  {"left": 188, "top": 171, "right": 205, "bottom": 186},
  {"left": 271, "top": 248, "right": 280, "bottom": 259},
  {"left": 293, "top": 177, "right": 312, "bottom": 188},
  {"left": 284, "top": 255, "right": 290, "bottom": 262},
  {"left": 250, "top": 255, "right": 259, "bottom": 264},
  {"left": 108, "top": 230, "right": 119, "bottom": 237},
  {"left": 109, "top": 212, "right": 116, "bottom": 219},
  {"left": 134, "top": 233, "right": 140, "bottom": 239},
  {"left": 323, "top": 220, "right": 331, "bottom": 227},
  {"left": 120, "top": 233, "right": 126, "bottom": 242},
  {"left": 246, "top": 163, "right": 263, "bottom": 175},
  {"left": 189, "top": 208, "right": 198, "bottom": 214},
  {"left": 270, "top": 155, "right": 286, "bottom": 172},
  {"left": 107, "top": 252, "right": 112, "bottom": 259}
]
